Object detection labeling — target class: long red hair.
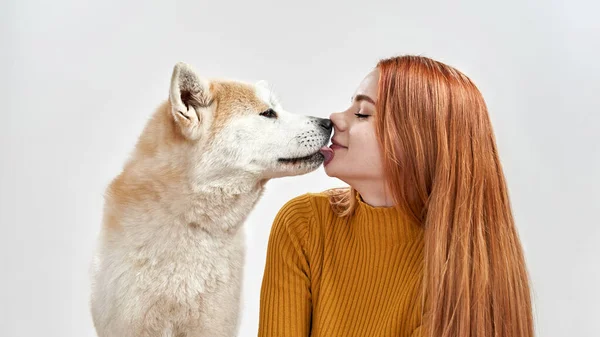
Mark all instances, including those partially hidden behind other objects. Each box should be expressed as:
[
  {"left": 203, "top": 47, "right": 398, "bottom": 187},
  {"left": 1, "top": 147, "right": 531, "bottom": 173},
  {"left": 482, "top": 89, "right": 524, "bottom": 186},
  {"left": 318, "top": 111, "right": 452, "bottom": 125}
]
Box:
[{"left": 327, "top": 55, "right": 534, "bottom": 337}]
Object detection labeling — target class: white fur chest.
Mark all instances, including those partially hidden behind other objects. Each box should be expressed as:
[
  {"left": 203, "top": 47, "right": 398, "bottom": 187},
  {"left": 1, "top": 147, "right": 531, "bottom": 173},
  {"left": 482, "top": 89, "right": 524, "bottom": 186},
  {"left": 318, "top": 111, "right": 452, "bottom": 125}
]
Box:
[
  {"left": 92, "top": 217, "right": 246, "bottom": 336},
  {"left": 103, "top": 218, "right": 245, "bottom": 298}
]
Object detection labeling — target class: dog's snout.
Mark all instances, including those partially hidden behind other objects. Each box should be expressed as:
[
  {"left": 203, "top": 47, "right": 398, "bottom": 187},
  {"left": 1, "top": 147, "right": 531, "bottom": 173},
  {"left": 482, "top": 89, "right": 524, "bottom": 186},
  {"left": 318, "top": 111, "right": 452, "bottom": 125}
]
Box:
[{"left": 317, "top": 118, "right": 333, "bottom": 131}]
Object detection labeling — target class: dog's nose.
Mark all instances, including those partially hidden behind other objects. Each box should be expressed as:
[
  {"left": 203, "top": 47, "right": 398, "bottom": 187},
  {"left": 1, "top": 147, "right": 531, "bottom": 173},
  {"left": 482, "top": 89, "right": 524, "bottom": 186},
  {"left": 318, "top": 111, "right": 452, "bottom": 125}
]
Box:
[{"left": 318, "top": 118, "right": 333, "bottom": 131}]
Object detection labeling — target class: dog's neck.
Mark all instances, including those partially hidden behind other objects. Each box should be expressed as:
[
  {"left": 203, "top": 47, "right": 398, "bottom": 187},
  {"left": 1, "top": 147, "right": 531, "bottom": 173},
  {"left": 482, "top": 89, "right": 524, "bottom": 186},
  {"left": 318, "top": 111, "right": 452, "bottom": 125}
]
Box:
[
  {"left": 192, "top": 169, "right": 265, "bottom": 195},
  {"left": 113, "top": 157, "right": 268, "bottom": 235},
  {"left": 185, "top": 172, "right": 268, "bottom": 234}
]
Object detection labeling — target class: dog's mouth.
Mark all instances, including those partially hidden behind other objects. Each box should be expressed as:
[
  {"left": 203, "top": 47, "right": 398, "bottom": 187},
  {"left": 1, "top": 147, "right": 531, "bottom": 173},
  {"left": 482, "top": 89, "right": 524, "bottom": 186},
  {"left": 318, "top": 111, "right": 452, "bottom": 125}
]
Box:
[{"left": 278, "top": 151, "right": 324, "bottom": 165}]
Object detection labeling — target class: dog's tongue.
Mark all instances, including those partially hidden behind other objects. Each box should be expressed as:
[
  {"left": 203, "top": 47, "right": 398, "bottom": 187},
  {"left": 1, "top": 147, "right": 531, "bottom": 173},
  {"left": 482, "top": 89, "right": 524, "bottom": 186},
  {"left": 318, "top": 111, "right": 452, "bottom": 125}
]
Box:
[{"left": 319, "top": 146, "right": 334, "bottom": 165}]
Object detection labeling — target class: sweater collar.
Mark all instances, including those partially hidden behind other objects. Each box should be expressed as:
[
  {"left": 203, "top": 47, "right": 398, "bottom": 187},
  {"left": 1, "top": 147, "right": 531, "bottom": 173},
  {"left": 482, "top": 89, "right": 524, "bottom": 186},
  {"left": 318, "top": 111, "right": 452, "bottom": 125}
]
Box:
[{"left": 353, "top": 191, "right": 423, "bottom": 245}]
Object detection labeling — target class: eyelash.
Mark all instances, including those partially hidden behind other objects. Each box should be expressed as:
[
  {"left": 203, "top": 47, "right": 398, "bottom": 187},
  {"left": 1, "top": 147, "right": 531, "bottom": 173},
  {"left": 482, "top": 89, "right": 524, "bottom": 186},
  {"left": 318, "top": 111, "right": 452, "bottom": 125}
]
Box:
[{"left": 354, "top": 113, "right": 370, "bottom": 119}]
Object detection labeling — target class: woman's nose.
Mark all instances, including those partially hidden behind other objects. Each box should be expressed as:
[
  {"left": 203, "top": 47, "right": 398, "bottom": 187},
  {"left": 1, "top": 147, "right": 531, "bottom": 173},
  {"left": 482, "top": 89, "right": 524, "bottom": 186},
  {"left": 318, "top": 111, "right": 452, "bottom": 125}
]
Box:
[{"left": 329, "top": 112, "right": 347, "bottom": 131}]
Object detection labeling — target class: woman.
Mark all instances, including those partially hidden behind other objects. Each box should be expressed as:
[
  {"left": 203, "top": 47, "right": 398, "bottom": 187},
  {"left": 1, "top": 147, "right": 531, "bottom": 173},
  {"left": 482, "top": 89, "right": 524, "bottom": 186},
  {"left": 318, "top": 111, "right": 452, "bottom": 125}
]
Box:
[{"left": 257, "top": 55, "right": 534, "bottom": 337}]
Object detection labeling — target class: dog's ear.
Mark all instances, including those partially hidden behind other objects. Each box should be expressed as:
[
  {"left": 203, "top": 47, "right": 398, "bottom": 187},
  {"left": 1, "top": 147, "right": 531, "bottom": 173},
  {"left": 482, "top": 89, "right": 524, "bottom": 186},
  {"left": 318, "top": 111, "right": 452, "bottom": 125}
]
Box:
[
  {"left": 169, "top": 62, "right": 213, "bottom": 140},
  {"left": 255, "top": 80, "right": 281, "bottom": 108},
  {"left": 256, "top": 80, "right": 270, "bottom": 89}
]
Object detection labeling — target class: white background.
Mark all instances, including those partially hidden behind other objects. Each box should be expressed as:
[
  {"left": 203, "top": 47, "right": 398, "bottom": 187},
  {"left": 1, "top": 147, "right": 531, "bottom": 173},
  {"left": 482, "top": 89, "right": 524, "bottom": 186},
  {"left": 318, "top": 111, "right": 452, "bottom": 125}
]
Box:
[{"left": 1, "top": 0, "right": 598, "bottom": 336}]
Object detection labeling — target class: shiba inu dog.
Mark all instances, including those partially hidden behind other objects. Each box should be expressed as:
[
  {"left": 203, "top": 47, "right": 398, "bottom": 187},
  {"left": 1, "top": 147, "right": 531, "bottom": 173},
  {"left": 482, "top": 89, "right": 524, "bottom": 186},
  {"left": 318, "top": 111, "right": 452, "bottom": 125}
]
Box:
[{"left": 90, "top": 62, "right": 332, "bottom": 337}]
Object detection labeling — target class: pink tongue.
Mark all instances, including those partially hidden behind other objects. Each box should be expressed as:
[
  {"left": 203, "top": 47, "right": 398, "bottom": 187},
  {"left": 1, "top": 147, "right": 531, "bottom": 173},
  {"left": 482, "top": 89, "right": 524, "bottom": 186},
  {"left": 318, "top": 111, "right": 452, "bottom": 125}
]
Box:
[{"left": 319, "top": 146, "right": 334, "bottom": 164}]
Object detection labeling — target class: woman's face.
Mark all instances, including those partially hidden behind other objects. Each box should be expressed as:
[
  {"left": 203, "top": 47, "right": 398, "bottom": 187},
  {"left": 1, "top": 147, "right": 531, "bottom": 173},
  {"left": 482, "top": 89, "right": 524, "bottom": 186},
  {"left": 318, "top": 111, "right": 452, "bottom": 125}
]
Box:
[{"left": 323, "top": 69, "right": 385, "bottom": 185}]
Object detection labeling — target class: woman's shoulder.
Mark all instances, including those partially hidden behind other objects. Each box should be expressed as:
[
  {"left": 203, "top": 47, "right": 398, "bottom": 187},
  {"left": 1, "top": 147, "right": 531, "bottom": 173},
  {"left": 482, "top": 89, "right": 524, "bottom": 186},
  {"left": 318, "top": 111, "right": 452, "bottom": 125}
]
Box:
[
  {"left": 276, "top": 189, "right": 337, "bottom": 219},
  {"left": 270, "top": 190, "right": 338, "bottom": 251}
]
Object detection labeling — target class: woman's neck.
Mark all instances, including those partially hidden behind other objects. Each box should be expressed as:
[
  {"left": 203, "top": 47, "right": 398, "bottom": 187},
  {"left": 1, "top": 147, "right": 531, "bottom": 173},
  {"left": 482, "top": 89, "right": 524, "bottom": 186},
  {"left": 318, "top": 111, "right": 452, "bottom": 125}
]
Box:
[{"left": 352, "top": 180, "right": 395, "bottom": 207}]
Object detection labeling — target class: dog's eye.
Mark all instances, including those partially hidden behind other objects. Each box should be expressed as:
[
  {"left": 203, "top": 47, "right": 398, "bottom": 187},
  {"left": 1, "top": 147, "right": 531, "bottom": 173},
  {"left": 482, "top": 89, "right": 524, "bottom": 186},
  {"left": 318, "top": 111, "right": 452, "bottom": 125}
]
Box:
[{"left": 260, "top": 109, "right": 277, "bottom": 119}]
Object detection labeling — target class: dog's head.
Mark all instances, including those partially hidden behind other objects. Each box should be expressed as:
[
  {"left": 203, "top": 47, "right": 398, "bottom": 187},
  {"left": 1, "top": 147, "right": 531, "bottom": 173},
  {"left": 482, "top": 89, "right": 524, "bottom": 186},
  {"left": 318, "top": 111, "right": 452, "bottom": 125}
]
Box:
[{"left": 160, "top": 62, "right": 332, "bottom": 180}]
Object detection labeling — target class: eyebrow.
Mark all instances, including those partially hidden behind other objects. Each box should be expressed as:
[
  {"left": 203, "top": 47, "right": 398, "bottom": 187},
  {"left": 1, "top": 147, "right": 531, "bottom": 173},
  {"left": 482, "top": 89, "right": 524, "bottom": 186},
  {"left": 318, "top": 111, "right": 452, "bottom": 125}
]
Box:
[{"left": 352, "top": 94, "right": 376, "bottom": 105}]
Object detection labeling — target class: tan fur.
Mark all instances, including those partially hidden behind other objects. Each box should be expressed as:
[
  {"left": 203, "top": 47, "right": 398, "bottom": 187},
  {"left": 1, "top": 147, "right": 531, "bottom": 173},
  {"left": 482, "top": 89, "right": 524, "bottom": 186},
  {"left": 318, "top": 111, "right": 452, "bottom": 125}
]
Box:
[
  {"left": 209, "top": 81, "right": 270, "bottom": 136},
  {"left": 136, "top": 102, "right": 188, "bottom": 156}
]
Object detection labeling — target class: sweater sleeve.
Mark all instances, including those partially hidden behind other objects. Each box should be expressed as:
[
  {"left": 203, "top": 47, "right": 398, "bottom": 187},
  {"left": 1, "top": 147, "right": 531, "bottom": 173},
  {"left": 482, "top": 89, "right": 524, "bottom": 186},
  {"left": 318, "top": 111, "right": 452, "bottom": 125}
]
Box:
[{"left": 258, "top": 195, "right": 314, "bottom": 337}]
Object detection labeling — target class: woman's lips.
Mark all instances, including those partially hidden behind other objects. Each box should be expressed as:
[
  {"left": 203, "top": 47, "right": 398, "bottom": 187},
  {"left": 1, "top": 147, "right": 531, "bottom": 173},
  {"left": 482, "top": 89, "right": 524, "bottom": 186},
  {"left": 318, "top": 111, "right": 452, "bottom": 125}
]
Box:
[{"left": 330, "top": 144, "right": 346, "bottom": 151}]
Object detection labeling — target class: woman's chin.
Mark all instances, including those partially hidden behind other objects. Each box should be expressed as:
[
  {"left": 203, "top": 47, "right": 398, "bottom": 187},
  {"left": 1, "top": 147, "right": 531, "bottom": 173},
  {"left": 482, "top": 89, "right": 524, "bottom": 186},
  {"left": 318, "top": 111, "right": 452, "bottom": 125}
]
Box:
[{"left": 323, "top": 162, "right": 339, "bottom": 178}]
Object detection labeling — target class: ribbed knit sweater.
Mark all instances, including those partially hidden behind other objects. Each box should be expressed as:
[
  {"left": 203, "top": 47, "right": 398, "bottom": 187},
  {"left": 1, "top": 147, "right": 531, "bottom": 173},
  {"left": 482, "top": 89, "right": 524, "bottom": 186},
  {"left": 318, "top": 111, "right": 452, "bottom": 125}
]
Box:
[{"left": 258, "top": 191, "right": 426, "bottom": 337}]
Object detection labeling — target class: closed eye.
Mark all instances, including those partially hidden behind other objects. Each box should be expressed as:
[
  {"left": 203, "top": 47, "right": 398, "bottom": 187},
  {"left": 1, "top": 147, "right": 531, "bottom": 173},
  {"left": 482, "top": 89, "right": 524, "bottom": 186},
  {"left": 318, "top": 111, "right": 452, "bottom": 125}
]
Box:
[
  {"left": 260, "top": 108, "right": 278, "bottom": 119},
  {"left": 354, "top": 113, "right": 370, "bottom": 119}
]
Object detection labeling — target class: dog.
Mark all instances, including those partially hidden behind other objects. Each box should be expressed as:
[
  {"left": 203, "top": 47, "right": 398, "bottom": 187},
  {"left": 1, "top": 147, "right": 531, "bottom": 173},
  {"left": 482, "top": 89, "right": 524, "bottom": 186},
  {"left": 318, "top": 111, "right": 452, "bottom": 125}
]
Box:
[{"left": 90, "top": 62, "right": 333, "bottom": 337}]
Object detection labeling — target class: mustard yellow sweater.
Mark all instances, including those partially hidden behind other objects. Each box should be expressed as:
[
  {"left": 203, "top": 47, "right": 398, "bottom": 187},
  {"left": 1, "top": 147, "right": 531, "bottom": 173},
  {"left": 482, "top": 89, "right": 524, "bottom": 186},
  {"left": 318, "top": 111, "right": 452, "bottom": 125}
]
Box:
[{"left": 258, "top": 191, "right": 426, "bottom": 337}]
